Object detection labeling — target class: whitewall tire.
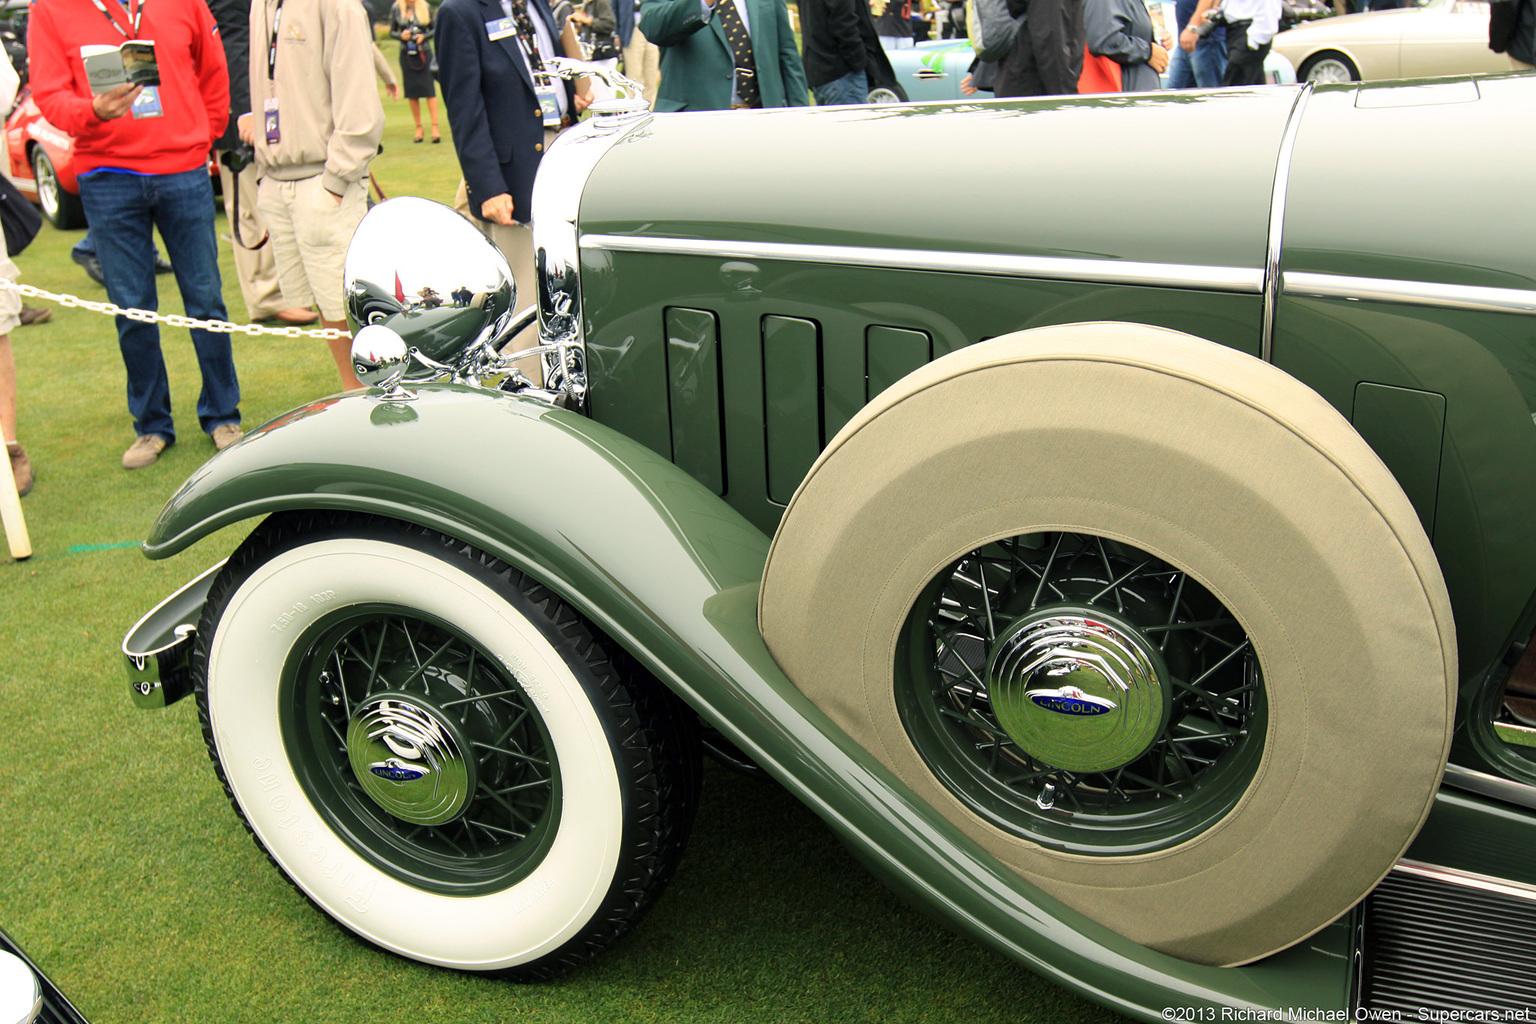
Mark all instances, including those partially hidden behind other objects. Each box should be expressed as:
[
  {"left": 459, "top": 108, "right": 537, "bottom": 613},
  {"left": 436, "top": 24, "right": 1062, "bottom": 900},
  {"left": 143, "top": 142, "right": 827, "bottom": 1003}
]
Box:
[{"left": 193, "top": 514, "right": 698, "bottom": 978}]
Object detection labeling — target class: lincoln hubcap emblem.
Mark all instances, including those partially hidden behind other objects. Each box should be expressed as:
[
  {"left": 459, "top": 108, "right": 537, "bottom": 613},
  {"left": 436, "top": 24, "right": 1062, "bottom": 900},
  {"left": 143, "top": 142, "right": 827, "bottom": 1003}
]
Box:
[
  {"left": 1026, "top": 684, "right": 1118, "bottom": 717},
  {"left": 368, "top": 757, "right": 430, "bottom": 782},
  {"left": 346, "top": 693, "right": 475, "bottom": 825},
  {"left": 986, "top": 607, "right": 1171, "bottom": 774}
]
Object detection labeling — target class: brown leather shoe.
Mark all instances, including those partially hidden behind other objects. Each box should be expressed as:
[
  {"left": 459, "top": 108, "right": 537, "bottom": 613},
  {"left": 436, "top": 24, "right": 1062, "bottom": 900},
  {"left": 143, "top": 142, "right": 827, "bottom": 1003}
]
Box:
[
  {"left": 123, "top": 434, "right": 168, "bottom": 470},
  {"left": 7, "top": 442, "right": 31, "bottom": 496},
  {"left": 18, "top": 306, "right": 51, "bottom": 326},
  {"left": 210, "top": 423, "right": 244, "bottom": 451}
]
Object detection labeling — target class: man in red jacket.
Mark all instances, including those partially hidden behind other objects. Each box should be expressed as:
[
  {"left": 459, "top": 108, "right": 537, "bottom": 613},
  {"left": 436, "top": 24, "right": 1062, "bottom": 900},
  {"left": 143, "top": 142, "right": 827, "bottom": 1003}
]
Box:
[{"left": 29, "top": 0, "right": 242, "bottom": 470}]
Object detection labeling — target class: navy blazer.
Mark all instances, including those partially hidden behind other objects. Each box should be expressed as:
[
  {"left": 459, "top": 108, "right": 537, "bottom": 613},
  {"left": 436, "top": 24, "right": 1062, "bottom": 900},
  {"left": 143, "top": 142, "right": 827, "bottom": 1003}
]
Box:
[{"left": 435, "top": 0, "right": 572, "bottom": 223}]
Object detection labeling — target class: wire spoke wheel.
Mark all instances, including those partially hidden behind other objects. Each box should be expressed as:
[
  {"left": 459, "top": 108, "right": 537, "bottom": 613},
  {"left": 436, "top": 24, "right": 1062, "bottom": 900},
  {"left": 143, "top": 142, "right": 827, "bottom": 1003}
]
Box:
[
  {"left": 898, "top": 531, "right": 1265, "bottom": 855},
  {"left": 284, "top": 607, "right": 560, "bottom": 895},
  {"left": 196, "top": 514, "right": 700, "bottom": 975}
]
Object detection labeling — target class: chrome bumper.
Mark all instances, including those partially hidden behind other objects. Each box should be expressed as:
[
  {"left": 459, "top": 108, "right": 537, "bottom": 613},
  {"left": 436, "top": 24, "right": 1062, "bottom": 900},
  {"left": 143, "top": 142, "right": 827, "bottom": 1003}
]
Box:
[{"left": 120, "top": 560, "right": 223, "bottom": 709}]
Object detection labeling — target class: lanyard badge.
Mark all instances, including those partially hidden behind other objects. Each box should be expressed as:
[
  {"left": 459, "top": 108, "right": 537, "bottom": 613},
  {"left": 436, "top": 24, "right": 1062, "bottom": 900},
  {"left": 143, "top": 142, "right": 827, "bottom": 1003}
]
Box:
[
  {"left": 88, "top": 0, "right": 146, "bottom": 38},
  {"left": 534, "top": 83, "right": 560, "bottom": 127},
  {"left": 130, "top": 84, "right": 162, "bottom": 117},
  {"left": 484, "top": 15, "right": 516, "bottom": 38}
]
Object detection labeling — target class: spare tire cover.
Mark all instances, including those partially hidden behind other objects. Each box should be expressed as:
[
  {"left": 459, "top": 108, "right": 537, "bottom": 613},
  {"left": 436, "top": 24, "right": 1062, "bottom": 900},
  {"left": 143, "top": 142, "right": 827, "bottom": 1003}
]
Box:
[{"left": 758, "top": 322, "right": 1456, "bottom": 966}]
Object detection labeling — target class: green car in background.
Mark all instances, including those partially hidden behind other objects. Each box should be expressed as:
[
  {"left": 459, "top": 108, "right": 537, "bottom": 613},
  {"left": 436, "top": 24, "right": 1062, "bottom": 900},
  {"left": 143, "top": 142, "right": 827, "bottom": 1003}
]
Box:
[{"left": 125, "top": 71, "right": 1536, "bottom": 1018}]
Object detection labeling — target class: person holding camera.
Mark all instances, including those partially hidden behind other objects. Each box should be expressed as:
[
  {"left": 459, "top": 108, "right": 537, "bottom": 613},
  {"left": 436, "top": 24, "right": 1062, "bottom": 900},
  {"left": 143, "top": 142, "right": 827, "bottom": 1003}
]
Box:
[
  {"left": 390, "top": 0, "right": 441, "bottom": 142},
  {"left": 1181, "top": 0, "right": 1278, "bottom": 86},
  {"left": 1166, "top": 0, "right": 1225, "bottom": 86},
  {"left": 241, "top": 0, "right": 384, "bottom": 390},
  {"left": 205, "top": 0, "right": 318, "bottom": 327}
]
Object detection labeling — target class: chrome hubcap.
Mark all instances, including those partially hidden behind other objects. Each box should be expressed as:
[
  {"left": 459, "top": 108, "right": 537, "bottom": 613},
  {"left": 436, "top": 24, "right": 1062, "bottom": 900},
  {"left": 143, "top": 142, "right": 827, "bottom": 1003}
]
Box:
[
  {"left": 35, "top": 159, "right": 58, "bottom": 216},
  {"left": 347, "top": 692, "right": 475, "bottom": 825},
  {"left": 1308, "top": 60, "right": 1352, "bottom": 83},
  {"left": 988, "top": 606, "right": 1170, "bottom": 774}
]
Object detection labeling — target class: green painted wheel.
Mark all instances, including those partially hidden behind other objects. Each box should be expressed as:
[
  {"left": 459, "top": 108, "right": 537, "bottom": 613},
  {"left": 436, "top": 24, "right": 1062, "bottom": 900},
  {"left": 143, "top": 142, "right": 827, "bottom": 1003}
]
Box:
[
  {"left": 897, "top": 531, "right": 1265, "bottom": 856},
  {"left": 281, "top": 607, "right": 561, "bottom": 896}
]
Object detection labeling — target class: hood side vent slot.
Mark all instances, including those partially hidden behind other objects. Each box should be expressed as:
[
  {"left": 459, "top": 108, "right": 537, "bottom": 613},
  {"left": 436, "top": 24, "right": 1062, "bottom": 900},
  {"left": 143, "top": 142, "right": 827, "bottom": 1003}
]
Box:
[{"left": 1359, "top": 866, "right": 1536, "bottom": 1013}]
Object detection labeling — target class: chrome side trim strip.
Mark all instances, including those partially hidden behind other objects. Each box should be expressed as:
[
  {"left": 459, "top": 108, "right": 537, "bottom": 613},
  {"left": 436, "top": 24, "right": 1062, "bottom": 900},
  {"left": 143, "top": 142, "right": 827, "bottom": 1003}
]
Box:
[
  {"left": 1284, "top": 272, "right": 1536, "bottom": 315},
  {"left": 579, "top": 234, "right": 1265, "bottom": 294},
  {"left": 1394, "top": 859, "right": 1536, "bottom": 906},
  {"left": 1261, "top": 82, "right": 1314, "bottom": 364},
  {"left": 1441, "top": 762, "right": 1536, "bottom": 811}
]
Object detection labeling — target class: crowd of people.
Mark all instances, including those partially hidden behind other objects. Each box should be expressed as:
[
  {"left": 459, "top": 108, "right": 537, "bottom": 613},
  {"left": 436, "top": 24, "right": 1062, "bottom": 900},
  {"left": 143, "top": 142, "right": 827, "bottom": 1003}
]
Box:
[{"left": 3, "top": 0, "right": 1533, "bottom": 503}]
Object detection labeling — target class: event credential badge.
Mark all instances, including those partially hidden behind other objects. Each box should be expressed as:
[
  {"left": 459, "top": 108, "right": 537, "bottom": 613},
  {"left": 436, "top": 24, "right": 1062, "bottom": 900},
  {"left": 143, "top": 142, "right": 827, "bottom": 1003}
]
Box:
[{"left": 130, "top": 84, "right": 161, "bottom": 118}]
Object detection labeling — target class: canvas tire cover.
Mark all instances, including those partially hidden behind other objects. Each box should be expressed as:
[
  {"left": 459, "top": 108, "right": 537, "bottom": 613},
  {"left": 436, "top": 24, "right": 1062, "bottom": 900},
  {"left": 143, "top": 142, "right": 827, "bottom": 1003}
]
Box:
[{"left": 758, "top": 323, "right": 1457, "bottom": 967}]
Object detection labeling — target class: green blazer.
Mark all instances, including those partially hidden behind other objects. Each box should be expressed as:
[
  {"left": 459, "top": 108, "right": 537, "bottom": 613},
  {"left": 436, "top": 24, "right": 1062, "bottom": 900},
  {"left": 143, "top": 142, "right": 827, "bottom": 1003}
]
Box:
[{"left": 640, "top": 0, "right": 811, "bottom": 111}]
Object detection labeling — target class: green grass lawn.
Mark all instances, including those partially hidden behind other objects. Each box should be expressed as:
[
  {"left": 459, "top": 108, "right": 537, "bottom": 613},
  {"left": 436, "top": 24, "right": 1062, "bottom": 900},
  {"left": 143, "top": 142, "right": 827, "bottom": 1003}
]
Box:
[{"left": 0, "top": 50, "right": 1128, "bottom": 1024}]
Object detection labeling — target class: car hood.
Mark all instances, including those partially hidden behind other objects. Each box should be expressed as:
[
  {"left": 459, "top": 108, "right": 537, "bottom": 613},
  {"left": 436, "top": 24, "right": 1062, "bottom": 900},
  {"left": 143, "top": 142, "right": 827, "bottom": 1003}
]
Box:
[{"left": 576, "top": 89, "right": 1304, "bottom": 275}]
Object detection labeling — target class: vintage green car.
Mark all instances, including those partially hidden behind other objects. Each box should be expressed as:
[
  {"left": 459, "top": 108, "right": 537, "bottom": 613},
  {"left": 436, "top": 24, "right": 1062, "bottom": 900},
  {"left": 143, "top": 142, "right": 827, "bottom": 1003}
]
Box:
[{"left": 123, "top": 71, "right": 1536, "bottom": 1018}]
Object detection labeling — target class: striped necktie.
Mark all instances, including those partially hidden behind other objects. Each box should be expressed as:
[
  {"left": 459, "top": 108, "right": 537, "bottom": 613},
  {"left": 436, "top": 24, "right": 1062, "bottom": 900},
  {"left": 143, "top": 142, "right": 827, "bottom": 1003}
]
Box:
[{"left": 504, "top": 0, "right": 544, "bottom": 71}]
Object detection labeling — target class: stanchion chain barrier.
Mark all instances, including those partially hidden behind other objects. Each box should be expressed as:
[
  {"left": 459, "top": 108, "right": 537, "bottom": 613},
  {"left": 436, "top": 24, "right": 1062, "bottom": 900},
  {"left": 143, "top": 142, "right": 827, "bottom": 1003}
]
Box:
[{"left": 1, "top": 280, "right": 347, "bottom": 339}]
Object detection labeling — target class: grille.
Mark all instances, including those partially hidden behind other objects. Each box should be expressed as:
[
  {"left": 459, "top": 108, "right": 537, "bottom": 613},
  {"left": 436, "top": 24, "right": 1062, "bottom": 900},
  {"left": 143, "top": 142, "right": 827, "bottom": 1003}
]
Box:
[{"left": 1359, "top": 866, "right": 1536, "bottom": 1013}]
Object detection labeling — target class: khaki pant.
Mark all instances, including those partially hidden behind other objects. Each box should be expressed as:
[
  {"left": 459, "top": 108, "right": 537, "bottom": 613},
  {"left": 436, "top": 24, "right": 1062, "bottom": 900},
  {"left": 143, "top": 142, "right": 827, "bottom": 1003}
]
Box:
[
  {"left": 257, "top": 174, "right": 369, "bottom": 323},
  {"left": 217, "top": 161, "right": 286, "bottom": 321},
  {"left": 622, "top": 25, "right": 661, "bottom": 102}
]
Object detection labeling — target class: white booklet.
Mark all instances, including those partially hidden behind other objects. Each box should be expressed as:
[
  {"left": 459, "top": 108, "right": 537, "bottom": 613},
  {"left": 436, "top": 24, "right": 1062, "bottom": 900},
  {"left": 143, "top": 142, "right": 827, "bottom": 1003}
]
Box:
[{"left": 80, "top": 40, "right": 160, "bottom": 93}]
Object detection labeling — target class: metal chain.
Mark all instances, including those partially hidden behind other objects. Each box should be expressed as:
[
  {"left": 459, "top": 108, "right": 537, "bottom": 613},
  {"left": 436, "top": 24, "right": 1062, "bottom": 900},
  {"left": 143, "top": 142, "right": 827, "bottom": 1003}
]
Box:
[{"left": 0, "top": 280, "right": 347, "bottom": 339}]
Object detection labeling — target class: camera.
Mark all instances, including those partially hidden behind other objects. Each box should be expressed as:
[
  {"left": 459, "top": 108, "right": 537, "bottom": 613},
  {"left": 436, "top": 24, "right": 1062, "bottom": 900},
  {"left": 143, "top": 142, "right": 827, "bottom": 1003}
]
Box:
[
  {"left": 220, "top": 142, "right": 256, "bottom": 175},
  {"left": 1192, "top": 7, "right": 1228, "bottom": 35}
]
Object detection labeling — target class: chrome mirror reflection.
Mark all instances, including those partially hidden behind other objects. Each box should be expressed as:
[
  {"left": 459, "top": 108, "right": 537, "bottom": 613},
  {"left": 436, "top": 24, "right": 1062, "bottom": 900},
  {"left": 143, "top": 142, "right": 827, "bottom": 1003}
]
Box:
[
  {"left": 352, "top": 324, "right": 413, "bottom": 399},
  {"left": 343, "top": 197, "right": 516, "bottom": 368}
]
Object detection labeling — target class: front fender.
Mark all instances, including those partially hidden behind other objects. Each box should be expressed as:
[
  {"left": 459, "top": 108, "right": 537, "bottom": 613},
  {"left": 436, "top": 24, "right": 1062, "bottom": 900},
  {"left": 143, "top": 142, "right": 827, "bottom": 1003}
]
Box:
[
  {"left": 143, "top": 384, "right": 1348, "bottom": 1019},
  {"left": 147, "top": 384, "right": 771, "bottom": 608}
]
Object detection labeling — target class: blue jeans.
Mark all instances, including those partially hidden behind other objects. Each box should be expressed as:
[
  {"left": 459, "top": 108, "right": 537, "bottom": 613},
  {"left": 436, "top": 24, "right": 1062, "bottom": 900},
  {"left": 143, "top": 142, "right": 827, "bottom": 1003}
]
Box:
[
  {"left": 1166, "top": 35, "right": 1227, "bottom": 88},
  {"left": 78, "top": 167, "right": 239, "bottom": 443},
  {"left": 813, "top": 68, "right": 869, "bottom": 106}
]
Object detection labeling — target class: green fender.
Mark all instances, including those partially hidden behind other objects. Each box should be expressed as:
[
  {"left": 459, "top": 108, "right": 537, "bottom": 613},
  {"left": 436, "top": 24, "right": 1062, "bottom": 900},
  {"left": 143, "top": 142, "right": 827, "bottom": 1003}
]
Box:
[{"left": 145, "top": 384, "right": 1352, "bottom": 1019}]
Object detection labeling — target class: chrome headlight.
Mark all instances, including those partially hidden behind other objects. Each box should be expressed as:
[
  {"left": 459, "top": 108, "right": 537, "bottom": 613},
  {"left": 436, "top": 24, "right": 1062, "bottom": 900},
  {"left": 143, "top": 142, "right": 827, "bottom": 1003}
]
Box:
[{"left": 343, "top": 196, "right": 515, "bottom": 367}]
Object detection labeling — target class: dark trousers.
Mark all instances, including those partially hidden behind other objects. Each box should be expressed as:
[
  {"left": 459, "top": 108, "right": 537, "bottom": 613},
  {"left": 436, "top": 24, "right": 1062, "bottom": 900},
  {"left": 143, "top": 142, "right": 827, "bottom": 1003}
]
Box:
[
  {"left": 78, "top": 167, "right": 239, "bottom": 443},
  {"left": 1220, "top": 18, "right": 1270, "bottom": 86}
]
